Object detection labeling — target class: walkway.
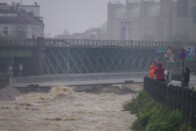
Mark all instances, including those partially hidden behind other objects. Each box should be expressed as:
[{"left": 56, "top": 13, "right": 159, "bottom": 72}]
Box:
[
  {"left": 9, "top": 72, "right": 147, "bottom": 87},
  {"left": 169, "top": 75, "right": 196, "bottom": 88}
]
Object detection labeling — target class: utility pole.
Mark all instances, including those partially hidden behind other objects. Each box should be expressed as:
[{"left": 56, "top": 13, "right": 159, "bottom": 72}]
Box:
[
  {"left": 180, "top": 49, "right": 186, "bottom": 87},
  {"left": 141, "top": 0, "right": 144, "bottom": 40},
  {"left": 181, "top": 59, "right": 185, "bottom": 87},
  {"left": 21, "top": 0, "right": 23, "bottom": 5},
  {"left": 67, "top": 44, "right": 70, "bottom": 75}
]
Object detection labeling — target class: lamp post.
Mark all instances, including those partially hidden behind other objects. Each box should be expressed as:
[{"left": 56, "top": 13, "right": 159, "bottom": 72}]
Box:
[
  {"left": 67, "top": 44, "right": 70, "bottom": 75},
  {"left": 141, "top": 0, "right": 144, "bottom": 40},
  {"left": 180, "top": 49, "right": 186, "bottom": 87},
  {"left": 63, "top": 40, "right": 70, "bottom": 76}
]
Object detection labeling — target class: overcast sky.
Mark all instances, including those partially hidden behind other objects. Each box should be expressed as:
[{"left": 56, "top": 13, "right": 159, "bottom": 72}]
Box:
[{"left": 2, "top": 0, "right": 125, "bottom": 36}]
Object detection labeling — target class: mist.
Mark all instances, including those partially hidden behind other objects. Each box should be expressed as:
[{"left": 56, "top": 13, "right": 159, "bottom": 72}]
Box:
[
  {"left": 3, "top": 0, "right": 124, "bottom": 36},
  {"left": 1, "top": 0, "right": 195, "bottom": 41}
]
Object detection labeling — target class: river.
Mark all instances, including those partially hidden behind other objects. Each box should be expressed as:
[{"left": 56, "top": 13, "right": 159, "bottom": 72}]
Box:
[{"left": 0, "top": 83, "right": 142, "bottom": 131}]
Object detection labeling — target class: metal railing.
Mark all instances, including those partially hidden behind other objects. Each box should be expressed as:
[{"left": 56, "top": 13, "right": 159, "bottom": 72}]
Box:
[
  {"left": 0, "top": 37, "right": 195, "bottom": 48},
  {"left": 43, "top": 39, "right": 196, "bottom": 48},
  {"left": 144, "top": 76, "right": 196, "bottom": 127},
  {"left": 9, "top": 72, "right": 147, "bottom": 86},
  {"left": 0, "top": 38, "right": 36, "bottom": 46}
]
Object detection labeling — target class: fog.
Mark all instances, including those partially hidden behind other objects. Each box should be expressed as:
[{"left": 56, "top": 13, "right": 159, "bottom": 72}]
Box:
[
  {"left": 1, "top": 0, "right": 195, "bottom": 41},
  {"left": 3, "top": 0, "right": 124, "bottom": 36}
]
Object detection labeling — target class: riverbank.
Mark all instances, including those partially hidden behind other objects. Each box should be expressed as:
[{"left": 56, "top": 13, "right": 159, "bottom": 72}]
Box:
[{"left": 124, "top": 90, "right": 196, "bottom": 131}]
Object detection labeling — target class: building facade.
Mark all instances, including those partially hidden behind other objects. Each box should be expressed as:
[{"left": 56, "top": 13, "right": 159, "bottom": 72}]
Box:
[
  {"left": 106, "top": 0, "right": 196, "bottom": 42},
  {"left": 0, "top": 3, "right": 44, "bottom": 39},
  {"left": 57, "top": 28, "right": 100, "bottom": 40}
]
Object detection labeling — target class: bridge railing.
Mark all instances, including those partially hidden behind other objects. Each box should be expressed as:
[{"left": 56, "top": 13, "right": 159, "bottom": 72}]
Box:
[
  {"left": 10, "top": 72, "right": 147, "bottom": 84},
  {"left": 42, "top": 39, "right": 196, "bottom": 48},
  {"left": 144, "top": 76, "right": 196, "bottom": 127},
  {"left": 0, "top": 38, "right": 37, "bottom": 46},
  {"left": 0, "top": 37, "right": 195, "bottom": 48}
]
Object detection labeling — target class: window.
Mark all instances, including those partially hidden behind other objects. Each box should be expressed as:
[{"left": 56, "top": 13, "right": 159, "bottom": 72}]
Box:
[
  {"left": 113, "top": 7, "right": 126, "bottom": 19},
  {"left": 121, "top": 27, "right": 126, "bottom": 40},
  {"left": 129, "top": 6, "right": 140, "bottom": 18},
  {"left": 145, "top": 3, "right": 160, "bottom": 17},
  {"left": 15, "top": 26, "right": 26, "bottom": 38},
  {"left": 192, "top": 7, "right": 196, "bottom": 23},
  {"left": 177, "top": 0, "right": 188, "bottom": 17},
  {"left": 148, "top": 5, "right": 160, "bottom": 17}
]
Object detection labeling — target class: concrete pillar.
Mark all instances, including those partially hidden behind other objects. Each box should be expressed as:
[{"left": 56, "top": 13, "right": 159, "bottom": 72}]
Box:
[{"left": 35, "top": 37, "right": 45, "bottom": 75}]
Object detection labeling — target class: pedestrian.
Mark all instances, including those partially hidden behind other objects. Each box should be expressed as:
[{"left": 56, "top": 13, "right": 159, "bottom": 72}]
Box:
[
  {"left": 155, "top": 62, "right": 165, "bottom": 82},
  {"left": 164, "top": 70, "right": 168, "bottom": 82},
  {"left": 8, "top": 66, "right": 13, "bottom": 77},
  {"left": 12, "top": 63, "right": 18, "bottom": 77},
  {"left": 149, "top": 65, "right": 155, "bottom": 79},
  {"left": 184, "top": 67, "right": 191, "bottom": 87}
]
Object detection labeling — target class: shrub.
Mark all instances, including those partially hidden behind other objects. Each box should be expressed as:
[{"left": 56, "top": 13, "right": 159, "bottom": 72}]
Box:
[{"left": 123, "top": 90, "right": 195, "bottom": 131}]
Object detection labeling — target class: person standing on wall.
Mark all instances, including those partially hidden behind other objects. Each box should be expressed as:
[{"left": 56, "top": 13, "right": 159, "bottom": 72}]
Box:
[
  {"left": 184, "top": 67, "right": 191, "bottom": 87},
  {"left": 155, "top": 62, "right": 165, "bottom": 82},
  {"left": 164, "top": 70, "right": 169, "bottom": 82},
  {"left": 18, "top": 63, "right": 23, "bottom": 77},
  {"left": 149, "top": 65, "right": 155, "bottom": 79}
]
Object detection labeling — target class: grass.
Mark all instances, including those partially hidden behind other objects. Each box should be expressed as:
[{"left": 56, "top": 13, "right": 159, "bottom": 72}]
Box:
[{"left": 123, "top": 90, "right": 196, "bottom": 131}]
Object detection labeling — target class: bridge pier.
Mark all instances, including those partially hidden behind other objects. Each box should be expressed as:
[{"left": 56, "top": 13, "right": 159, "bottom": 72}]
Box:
[
  {"left": 34, "top": 38, "right": 45, "bottom": 75},
  {"left": 0, "top": 58, "right": 13, "bottom": 73}
]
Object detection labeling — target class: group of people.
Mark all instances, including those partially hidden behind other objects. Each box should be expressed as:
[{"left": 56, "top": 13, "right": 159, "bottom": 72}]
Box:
[
  {"left": 149, "top": 62, "right": 191, "bottom": 87},
  {"left": 149, "top": 62, "right": 166, "bottom": 82}
]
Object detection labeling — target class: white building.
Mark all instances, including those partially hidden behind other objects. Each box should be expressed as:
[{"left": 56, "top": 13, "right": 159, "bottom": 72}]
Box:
[
  {"left": 0, "top": 3, "right": 44, "bottom": 39},
  {"left": 18, "top": 2, "right": 40, "bottom": 17}
]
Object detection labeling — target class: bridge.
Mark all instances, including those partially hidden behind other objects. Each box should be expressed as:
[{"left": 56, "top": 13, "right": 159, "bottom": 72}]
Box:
[
  {"left": 0, "top": 37, "right": 196, "bottom": 87},
  {"left": 1, "top": 38, "right": 196, "bottom": 77},
  {"left": 1, "top": 38, "right": 196, "bottom": 129}
]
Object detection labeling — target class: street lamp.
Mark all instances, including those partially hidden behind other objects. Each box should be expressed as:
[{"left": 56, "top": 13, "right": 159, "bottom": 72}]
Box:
[
  {"left": 63, "top": 40, "right": 70, "bottom": 75},
  {"left": 141, "top": 0, "right": 144, "bottom": 40},
  {"left": 67, "top": 44, "right": 70, "bottom": 75}
]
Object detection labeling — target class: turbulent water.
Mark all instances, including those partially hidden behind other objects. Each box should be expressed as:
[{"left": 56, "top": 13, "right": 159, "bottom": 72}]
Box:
[{"left": 0, "top": 84, "right": 142, "bottom": 131}]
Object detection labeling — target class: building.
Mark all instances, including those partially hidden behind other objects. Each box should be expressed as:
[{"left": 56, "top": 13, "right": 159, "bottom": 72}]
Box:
[
  {"left": 106, "top": 0, "right": 196, "bottom": 42},
  {"left": 57, "top": 28, "right": 100, "bottom": 40},
  {"left": 0, "top": 2, "right": 44, "bottom": 39}
]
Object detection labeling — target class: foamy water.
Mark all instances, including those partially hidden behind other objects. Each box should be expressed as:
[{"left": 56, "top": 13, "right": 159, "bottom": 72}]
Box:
[{"left": 0, "top": 84, "right": 142, "bottom": 131}]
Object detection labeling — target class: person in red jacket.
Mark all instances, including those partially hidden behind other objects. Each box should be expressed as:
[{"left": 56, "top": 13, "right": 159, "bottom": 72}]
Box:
[{"left": 155, "top": 62, "right": 165, "bottom": 82}]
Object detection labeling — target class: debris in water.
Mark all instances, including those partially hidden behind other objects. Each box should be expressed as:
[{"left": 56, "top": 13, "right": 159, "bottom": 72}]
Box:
[
  {"left": 16, "top": 86, "right": 74, "bottom": 102},
  {"left": 46, "top": 115, "right": 76, "bottom": 121},
  {"left": 0, "top": 106, "right": 12, "bottom": 109}
]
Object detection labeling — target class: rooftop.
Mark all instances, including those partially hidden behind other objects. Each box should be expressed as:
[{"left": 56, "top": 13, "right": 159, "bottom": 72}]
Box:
[
  {"left": 0, "top": 3, "right": 43, "bottom": 26},
  {"left": 127, "top": 0, "right": 141, "bottom": 3},
  {"left": 109, "top": 1, "right": 122, "bottom": 5},
  {"left": 0, "top": 3, "right": 7, "bottom": 5}
]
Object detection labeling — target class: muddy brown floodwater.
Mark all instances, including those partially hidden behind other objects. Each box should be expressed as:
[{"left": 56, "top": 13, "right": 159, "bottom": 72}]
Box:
[{"left": 0, "top": 84, "right": 142, "bottom": 131}]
